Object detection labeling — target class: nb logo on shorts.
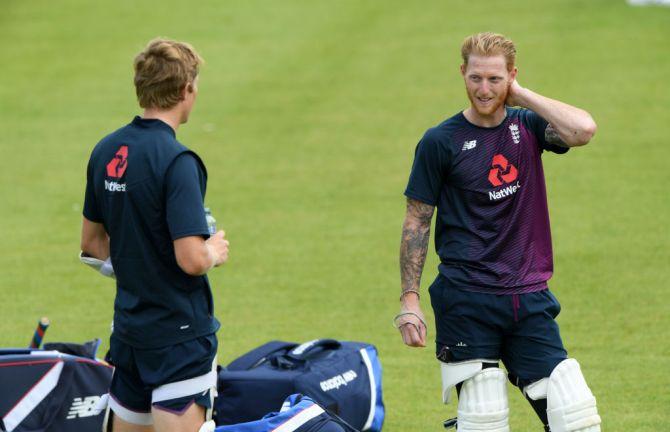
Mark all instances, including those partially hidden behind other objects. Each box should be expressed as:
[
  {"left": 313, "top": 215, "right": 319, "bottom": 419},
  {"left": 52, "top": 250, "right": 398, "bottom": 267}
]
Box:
[{"left": 66, "top": 396, "right": 102, "bottom": 419}]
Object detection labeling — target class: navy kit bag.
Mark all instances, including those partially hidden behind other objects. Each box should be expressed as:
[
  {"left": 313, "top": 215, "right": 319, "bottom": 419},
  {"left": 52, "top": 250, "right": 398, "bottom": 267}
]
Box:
[
  {"left": 215, "top": 394, "right": 356, "bottom": 432},
  {"left": 0, "top": 346, "right": 112, "bottom": 432},
  {"left": 215, "top": 339, "right": 384, "bottom": 431}
]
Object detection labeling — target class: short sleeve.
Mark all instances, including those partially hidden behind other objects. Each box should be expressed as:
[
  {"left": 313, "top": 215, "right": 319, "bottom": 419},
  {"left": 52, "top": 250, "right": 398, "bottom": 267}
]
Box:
[
  {"left": 404, "top": 131, "right": 449, "bottom": 205},
  {"left": 165, "top": 153, "right": 209, "bottom": 240},
  {"left": 524, "top": 110, "right": 569, "bottom": 155},
  {"left": 82, "top": 158, "right": 102, "bottom": 222}
]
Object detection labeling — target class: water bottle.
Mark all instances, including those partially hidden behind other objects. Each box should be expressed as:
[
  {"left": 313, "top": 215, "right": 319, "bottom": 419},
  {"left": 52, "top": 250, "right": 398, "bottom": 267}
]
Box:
[{"left": 205, "top": 207, "right": 217, "bottom": 236}]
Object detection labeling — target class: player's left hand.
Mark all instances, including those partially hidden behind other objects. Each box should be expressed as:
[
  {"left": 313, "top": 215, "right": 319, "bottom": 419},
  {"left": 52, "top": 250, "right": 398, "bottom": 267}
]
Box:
[
  {"left": 505, "top": 79, "right": 525, "bottom": 107},
  {"left": 394, "top": 304, "right": 427, "bottom": 348}
]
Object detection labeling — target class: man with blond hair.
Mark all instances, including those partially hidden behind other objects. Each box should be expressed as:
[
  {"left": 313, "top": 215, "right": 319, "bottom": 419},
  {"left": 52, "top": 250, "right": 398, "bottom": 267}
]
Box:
[
  {"left": 80, "top": 38, "right": 228, "bottom": 432},
  {"left": 395, "top": 32, "right": 601, "bottom": 431}
]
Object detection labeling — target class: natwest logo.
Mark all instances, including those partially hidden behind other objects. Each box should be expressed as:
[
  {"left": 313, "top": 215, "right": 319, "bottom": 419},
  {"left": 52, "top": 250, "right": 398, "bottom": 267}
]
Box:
[
  {"left": 488, "top": 154, "right": 518, "bottom": 187},
  {"left": 106, "top": 146, "right": 129, "bottom": 178}
]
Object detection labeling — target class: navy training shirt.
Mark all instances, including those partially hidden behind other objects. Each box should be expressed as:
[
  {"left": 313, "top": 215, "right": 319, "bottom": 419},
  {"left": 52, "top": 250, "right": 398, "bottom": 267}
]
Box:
[
  {"left": 83, "top": 116, "right": 220, "bottom": 348},
  {"left": 405, "top": 107, "right": 568, "bottom": 294}
]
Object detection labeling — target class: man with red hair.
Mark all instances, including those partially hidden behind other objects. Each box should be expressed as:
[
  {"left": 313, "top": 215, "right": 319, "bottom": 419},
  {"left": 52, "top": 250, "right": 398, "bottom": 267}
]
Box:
[{"left": 396, "top": 32, "right": 601, "bottom": 432}]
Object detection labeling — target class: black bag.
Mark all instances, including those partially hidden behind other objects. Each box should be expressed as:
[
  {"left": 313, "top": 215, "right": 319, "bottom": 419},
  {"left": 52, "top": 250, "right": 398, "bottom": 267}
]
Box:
[
  {"left": 0, "top": 345, "right": 112, "bottom": 432},
  {"left": 214, "top": 339, "right": 384, "bottom": 431}
]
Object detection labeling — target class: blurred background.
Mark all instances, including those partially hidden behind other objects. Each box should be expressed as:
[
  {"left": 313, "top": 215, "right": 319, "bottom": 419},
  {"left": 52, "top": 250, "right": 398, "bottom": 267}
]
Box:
[{"left": 1, "top": 0, "right": 668, "bottom": 430}]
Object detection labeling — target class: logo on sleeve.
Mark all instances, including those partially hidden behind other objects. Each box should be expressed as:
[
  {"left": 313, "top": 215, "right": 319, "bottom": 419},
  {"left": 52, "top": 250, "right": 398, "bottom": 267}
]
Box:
[
  {"left": 488, "top": 154, "right": 521, "bottom": 201},
  {"left": 509, "top": 123, "right": 521, "bottom": 144},
  {"left": 105, "top": 145, "right": 128, "bottom": 192},
  {"left": 106, "top": 146, "right": 128, "bottom": 178}
]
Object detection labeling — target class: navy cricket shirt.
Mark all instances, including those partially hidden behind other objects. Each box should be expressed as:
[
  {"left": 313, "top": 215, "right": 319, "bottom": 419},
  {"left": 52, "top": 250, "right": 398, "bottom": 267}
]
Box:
[
  {"left": 405, "top": 107, "right": 568, "bottom": 294},
  {"left": 83, "top": 116, "right": 220, "bottom": 348}
]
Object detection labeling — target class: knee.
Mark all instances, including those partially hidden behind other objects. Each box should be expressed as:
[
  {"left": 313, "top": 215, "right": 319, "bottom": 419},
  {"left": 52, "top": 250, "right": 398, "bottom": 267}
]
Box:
[{"left": 524, "top": 359, "right": 601, "bottom": 432}]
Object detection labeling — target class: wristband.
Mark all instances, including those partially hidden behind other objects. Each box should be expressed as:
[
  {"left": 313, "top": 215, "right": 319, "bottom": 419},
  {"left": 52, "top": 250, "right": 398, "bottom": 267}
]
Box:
[{"left": 399, "top": 289, "right": 420, "bottom": 301}]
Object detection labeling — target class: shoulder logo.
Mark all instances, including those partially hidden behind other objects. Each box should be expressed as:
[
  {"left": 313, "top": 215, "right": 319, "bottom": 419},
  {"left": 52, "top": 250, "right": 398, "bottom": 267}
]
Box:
[
  {"left": 106, "top": 146, "right": 129, "bottom": 178},
  {"left": 509, "top": 123, "right": 520, "bottom": 144},
  {"left": 105, "top": 145, "right": 128, "bottom": 193},
  {"left": 462, "top": 140, "right": 477, "bottom": 151}
]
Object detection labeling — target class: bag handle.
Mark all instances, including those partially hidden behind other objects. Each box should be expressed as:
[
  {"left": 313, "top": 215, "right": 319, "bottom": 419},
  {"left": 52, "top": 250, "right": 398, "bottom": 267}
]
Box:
[
  {"left": 285, "top": 339, "right": 341, "bottom": 361},
  {"left": 227, "top": 341, "right": 299, "bottom": 371}
]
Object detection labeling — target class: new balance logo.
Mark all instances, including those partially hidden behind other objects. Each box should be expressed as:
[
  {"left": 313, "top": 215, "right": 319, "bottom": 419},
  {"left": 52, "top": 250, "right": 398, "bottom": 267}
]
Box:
[
  {"left": 462, "top": 140, "right": 477, "bottom": 151},
  {"left": 67, "top": 396, "right": 102, "bottom": 419},
  {"left": 320, "top": 370, "right": 358, "bottom": 392},
  {"left": 509, "top": 124, "right": 520, "bottom": 144}
]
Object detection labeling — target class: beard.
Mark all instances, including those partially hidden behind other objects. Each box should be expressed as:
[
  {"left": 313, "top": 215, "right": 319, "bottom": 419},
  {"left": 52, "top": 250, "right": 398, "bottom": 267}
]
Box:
[{"left": 466, "top": 87, "right": 508, "bottom": 117}]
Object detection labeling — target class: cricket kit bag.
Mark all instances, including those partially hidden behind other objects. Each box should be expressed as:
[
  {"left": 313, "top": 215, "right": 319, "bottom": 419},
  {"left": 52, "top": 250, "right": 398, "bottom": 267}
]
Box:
[
  {"left": 215, "top": 394, "right": 357, "bottom": 432},
  {"left": 0, "top": 344, "right": 112, "bottom": 432},
  {"left": 215, "top": 339, "right": 384, "bottom": 431}
]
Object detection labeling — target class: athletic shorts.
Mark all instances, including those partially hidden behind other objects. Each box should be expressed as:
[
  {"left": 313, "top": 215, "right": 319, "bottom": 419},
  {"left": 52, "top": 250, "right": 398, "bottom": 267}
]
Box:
[
  {"left": 107, "top": 333, "right": 217, "bottom": 425},
  {"left": 429, "top": 274, "right": 567, "bottom": 386}
]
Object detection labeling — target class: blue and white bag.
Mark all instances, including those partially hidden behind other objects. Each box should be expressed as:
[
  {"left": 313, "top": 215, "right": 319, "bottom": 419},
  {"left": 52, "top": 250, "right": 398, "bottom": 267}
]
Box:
[
  {"left": 215, "top": 394, "right": 355, "bottom": 432},
  {"left": 0, "top": 344, "right": 112, "bottom": 432},
  {"left": 215, "top": 339, "right": 384, "bottom": 431}
]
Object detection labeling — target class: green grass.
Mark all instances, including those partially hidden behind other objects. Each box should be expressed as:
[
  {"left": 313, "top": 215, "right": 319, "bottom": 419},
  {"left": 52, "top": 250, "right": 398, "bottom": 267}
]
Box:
[{"left": 1, "top": 0, "right": 669, "bottom": 430}]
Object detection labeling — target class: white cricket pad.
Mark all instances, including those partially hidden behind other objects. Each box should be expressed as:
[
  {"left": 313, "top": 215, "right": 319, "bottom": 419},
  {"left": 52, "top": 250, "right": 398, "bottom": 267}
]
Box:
[
  {"left": 198, "top": 420, "right": 216, "bottom": 432},
  {"left": 546, "top": 359, "right": 601, "bottom": 432},
  {"left": 456, "top": 368, "right": 509, "bottom": 432},
  {"left": 440, "top": 359, "right": 497, "bottom": 404}
]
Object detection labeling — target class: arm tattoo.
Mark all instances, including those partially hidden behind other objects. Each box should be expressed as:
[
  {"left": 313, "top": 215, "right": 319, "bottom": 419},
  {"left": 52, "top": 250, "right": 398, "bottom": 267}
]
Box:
[
  {"left": 545, "top": 124, "right": 569, "bottom": 148},
  {"left": 400, "top": 198, "right": 435, "bottom": 296}
]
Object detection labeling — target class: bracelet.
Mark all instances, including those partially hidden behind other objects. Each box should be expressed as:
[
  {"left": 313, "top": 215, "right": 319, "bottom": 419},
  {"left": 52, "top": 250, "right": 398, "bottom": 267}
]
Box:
[{"left": 399, "top": 289, "right": 420, "bottom": 301}]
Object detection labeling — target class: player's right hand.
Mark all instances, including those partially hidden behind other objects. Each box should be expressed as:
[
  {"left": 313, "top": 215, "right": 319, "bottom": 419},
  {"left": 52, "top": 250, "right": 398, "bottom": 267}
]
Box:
[
  {"left": 395, "top": 300, "right": 427, "bottom": 348},
  {"left": 207, "top": 230, "right": 229, "bottom": 266}
]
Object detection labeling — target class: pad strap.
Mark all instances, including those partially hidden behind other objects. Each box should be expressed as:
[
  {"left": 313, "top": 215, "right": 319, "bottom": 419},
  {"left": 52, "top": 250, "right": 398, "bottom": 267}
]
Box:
[{"left": 152, "top": 370, "right": 217, "bottom": 403}]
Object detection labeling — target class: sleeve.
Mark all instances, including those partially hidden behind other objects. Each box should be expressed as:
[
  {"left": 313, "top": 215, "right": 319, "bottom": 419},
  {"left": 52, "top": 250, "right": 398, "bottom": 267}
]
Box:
[
  {"left": 403, "top": 130, "right": 449, "bottom": 206},
  {"left": 524, "top": 109, "right": 569, "bottom": 155},
  {"left": 82, "top": 157, "right": 103, "bottom": 222},
  {"left": 165, "top": 153, "right": 210, "bottom": 241}
]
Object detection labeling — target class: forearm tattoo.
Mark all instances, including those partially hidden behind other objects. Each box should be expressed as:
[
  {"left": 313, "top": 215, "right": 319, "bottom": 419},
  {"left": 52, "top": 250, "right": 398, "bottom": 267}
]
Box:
[
  {"left": 400, "top": 198, "right": 434, "bottom": 295},
  {"left": 545, "top": 124, "right": 569, "bottom": 148}
]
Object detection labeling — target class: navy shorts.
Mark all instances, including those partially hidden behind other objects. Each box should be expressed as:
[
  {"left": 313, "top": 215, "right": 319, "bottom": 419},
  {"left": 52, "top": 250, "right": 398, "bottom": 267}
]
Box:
[
  {"left": 108, "top": 333, "right": 217, "bottom": 423},
  {"left": 429, "top": 275, "right": 567, "bottom": 386}
]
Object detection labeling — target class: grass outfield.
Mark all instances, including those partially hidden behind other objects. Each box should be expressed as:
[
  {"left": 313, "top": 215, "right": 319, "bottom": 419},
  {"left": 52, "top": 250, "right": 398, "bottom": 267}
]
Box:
[{"left": 1, "top": 0, "right": 669, "bottom": 430}]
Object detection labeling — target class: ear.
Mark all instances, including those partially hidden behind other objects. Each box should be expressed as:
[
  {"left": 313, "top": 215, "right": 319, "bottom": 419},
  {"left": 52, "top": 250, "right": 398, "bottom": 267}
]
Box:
[
  {"left": 509, "top": 66, "right": 518, "bottom": 81},
  {"left": 460, "top": 63, "right": 466, "bottom": 77}
]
